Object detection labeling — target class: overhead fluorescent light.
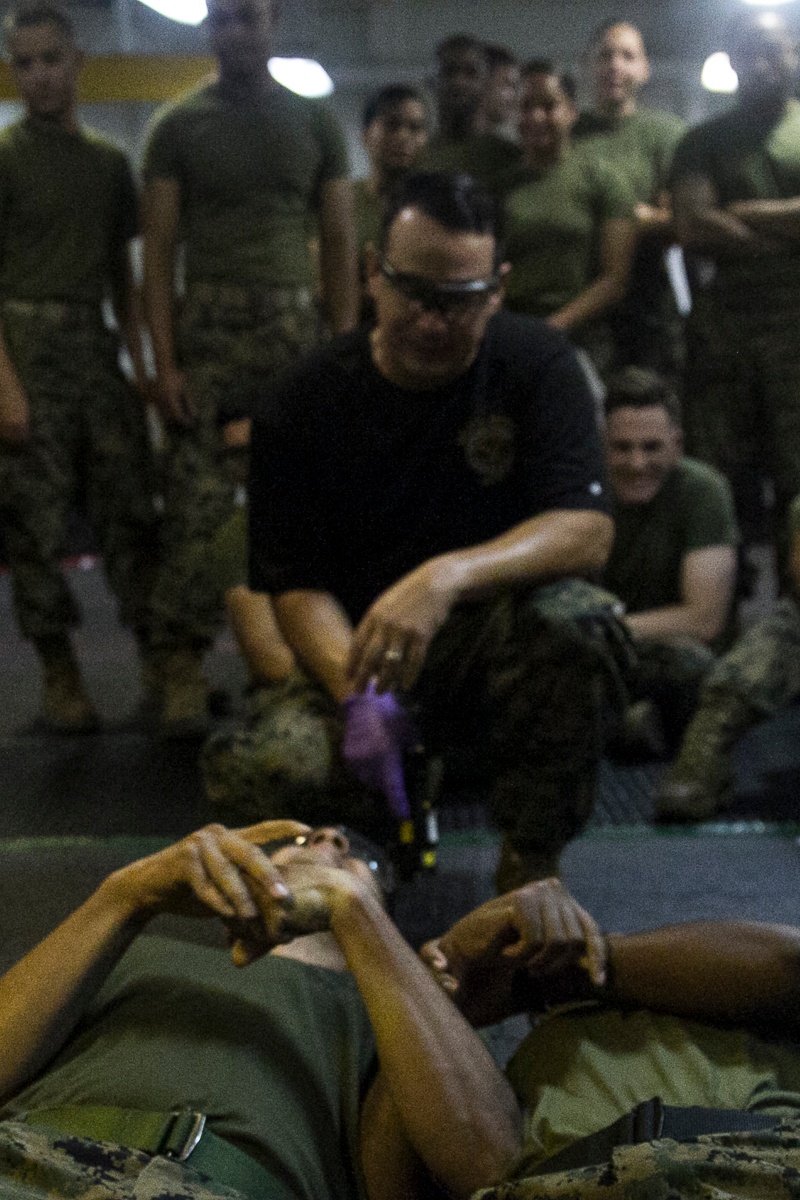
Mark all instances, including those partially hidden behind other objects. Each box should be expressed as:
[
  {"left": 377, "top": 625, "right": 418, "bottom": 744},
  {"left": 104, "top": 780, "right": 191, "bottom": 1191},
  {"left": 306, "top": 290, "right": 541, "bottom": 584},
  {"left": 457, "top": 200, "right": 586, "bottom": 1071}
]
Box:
[
  {"left": 268, "top": 58, "right": 334, "bottom": 97},
  {"left": 701, "top": 51, "right": 739, "bottom": 92},
  {"left": 136, "top": 0, "right": 207, "bottom": 23}
]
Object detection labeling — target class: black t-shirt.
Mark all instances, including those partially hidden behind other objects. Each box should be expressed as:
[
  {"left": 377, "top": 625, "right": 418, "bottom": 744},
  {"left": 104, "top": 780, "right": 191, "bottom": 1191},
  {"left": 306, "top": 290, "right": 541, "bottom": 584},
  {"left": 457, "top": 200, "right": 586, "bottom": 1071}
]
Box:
[{"left": 249, "top": 312, "right": 610, "bottom": 622}]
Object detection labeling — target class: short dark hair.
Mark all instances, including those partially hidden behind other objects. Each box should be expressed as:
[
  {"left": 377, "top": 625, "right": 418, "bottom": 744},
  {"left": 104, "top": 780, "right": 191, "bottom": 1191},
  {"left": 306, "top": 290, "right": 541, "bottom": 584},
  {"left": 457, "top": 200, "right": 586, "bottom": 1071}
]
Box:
[
  {"left": 604, "top": 366, "right": 682, "bottom": 426},
  {"left": 485, "top": 44, "right": 518, "bottom": 71},
  {"left": 362, "top": 84, "right": 426, "bottom": 131},
  {"left": 379, "top": 170, "right": 503, "bottom": 262},
  {"left": 435, "top": 33, "right": 488, "bottom": 67},
  {"left": 584, "top": 19, "right": 647, "bottom": 57},
  {"left": 522, "top": 59, "right": 578, "bottom": 103},
  {"left": 3, "top": 0, "right": 73, "bottom": 42}
]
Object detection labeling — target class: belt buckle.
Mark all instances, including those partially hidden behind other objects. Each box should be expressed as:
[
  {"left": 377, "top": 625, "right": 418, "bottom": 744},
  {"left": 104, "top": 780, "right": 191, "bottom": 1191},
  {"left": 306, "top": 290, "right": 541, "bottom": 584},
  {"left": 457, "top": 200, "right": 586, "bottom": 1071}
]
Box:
[{"left": 162, "top": 1108, "right": 207, "bottom": 1162}]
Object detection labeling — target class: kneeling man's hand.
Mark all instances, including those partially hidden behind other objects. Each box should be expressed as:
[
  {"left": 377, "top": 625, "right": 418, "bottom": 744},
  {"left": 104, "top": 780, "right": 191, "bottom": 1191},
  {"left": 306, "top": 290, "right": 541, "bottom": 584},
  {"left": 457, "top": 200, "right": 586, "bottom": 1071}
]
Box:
[{"left": 348, "top": 558, "right": 459, "bottom": 693}]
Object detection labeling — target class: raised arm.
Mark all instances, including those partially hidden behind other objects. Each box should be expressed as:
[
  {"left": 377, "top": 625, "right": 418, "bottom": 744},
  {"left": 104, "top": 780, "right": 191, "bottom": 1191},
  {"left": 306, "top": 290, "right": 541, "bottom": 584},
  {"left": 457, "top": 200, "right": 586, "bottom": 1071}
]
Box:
[
  {"left": 308, "top": 871, "right": 522, "bottom": 1200},
  {"left": 274, "top": 588, "right": 355, "bottom": 702},
  {"left": 0, "top": 821, "right": 306, "bottom": 1104}
]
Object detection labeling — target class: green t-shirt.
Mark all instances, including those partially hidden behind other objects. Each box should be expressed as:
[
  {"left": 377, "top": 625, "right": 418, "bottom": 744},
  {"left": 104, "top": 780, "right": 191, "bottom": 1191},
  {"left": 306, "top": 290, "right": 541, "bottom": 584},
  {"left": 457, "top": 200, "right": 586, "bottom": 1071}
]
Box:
[
  {"left": 575, "top": 107, "right": 685, "bottom": 314},
  {"left": 0, "top": 117, "right": 138, "bottom": 305},
  {"left": 604, "top": 456, "right": 738, "bottom": 614},
  {"left": 143, "top": 82, "right": 350, "bottom": 288},
  {"left": 502, "top": 144, "right": 634, "bottom": 319},
  {"left": 670, "top": 98, "right": 800, "bottom": 301},
  {"left": 11, "top": 936, "right": 376, "bottom": 1200},
  {"left": 575, "top": 107, "right": 685, "bottom": 208},
  {"left": 422, "top": 130, "right": 521, "bottom": 191}
]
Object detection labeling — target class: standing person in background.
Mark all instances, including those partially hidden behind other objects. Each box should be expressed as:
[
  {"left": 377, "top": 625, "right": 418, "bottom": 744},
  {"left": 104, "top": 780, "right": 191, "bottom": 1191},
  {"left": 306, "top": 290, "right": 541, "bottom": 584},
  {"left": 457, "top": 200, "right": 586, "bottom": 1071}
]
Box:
[
  {"left": 575, "top": 21, "right": 686, "bottom": 380},
  {"left": 671, "top": 11, "right": 800, "bottom": 582},
  {"left": 355, "top": 85, "right": 428, "bottom": 317},
  {"left": 503, "top": 62, "right": 636, "bottom": 374},
  {"left": 423, "top": 34, "right": 521, "bottom": 190},
  {"left": 0, "top": 1, "right": 157, "bottom": 732},
  {"left": 477, "top": 45, "right": 521, "bottom": 142},
  {"left": 143, "top": 0, "right": 359, "bottom": 739}
]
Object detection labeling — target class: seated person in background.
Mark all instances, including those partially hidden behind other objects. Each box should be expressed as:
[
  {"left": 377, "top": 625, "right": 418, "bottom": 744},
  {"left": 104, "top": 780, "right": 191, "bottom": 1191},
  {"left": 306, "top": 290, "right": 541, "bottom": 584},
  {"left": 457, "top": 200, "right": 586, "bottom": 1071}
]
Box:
[
  {"left": 476, "top": 44, "right": 521, "bottom": 141},
  {"left": 502, "top": 61, "right": 636, "bottom": 375},
  {"left": 423, "top": 34, "right": 521, "bottom": 189},
  {"left": 355, "top": 85, "right": 429, "bottom": 318},
  {"left": 602, "top": 366, "right": 739, "bottom": 751},
  {"left": 423, "top": 879, "right": 800, "bottom": 1197},
  {"left": 245, "top": 169, "right": 625, "bottom": 893},
  {"left": 0, "top": 820, "right": 521, "bottom": 1199},
  {"left": 658, "top": 493, "right": 800, "bottom": 822}
]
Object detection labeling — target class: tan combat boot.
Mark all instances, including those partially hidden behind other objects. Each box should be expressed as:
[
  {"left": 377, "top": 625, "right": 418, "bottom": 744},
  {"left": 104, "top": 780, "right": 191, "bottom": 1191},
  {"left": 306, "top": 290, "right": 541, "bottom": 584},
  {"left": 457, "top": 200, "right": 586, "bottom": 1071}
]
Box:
[
  {"left": 159, "top": 649, "right": 210, "bottom": 740},
  {"left": 38, "top": 641, "right": 99, "bottom": 733},
  {"left": 655, "top": 692, "right": 760, "bottom": 823}
]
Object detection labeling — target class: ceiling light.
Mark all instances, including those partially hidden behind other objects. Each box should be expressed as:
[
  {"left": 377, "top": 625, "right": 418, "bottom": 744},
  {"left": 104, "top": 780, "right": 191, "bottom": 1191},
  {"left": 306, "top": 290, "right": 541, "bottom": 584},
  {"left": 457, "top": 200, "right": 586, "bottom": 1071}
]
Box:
[
  {"left": 742, "top": 0, "right": 795, "bottom": 5},
  {"left": 136, "top": 0, "right": 207, "bottom": 23},
  {"left": 268, "top": 58, "right": 334, "bottom": 97},
  {"left": 701, "top": 51, "right": 739, "bottom": 92}
]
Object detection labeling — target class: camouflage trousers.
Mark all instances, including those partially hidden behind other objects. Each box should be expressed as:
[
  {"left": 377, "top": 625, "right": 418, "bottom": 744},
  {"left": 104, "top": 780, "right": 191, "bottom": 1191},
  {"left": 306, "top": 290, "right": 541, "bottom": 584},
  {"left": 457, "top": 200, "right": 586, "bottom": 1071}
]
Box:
[
  {"left": 203, "top": 579, "right": 630, "bottom": 859},
  {"left": 702, "top": 595, "right": 800, "bottom": 717},
  {"left": 0, "top": 301, "right": 158, "bottom": 646},
  {"left": 627, "top": 637, "right": 716, "bottom": 752},
  {"left": 149, "top": 282, "right": 320, "bottom": 652},
  {"left": 0, "top": 1119, "right": 246, "bottom": 1200},
  {"left": 685, "top": 291, "right": 800, "bottom": 568},
  {"left": 474, "top": 1120, "right": 800, "bottom": 1200}
]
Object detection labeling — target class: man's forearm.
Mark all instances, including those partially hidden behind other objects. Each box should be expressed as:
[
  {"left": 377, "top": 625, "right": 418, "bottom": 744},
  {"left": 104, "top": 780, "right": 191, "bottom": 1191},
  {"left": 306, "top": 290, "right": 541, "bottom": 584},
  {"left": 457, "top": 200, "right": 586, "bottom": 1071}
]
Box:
[
  {"left": 729, "top": 197, "right": 800, "bottom": 243},
  {"left": 626, "top": 604, "right": 721, "bottom": 645},
  {"left": 274, "top": 590, "right": 355, "bottom": 701},
  {"left": 143, "top": 243, "right": 178, "bottom": 378},
  {"left": 439, "top": 510, "right": 614, "bottom": 601},
  {"left": 334, "top": 891, "right": 521, "bottom": 1199},
  {"left": 606, "top": 921, "right": 800, "bottom": 1031},
  {"left": 320, "top": 231, "right": 360, "bottom": 335},
  {"left": 677, "top": 207, "right": 776, "bottom": 255}
]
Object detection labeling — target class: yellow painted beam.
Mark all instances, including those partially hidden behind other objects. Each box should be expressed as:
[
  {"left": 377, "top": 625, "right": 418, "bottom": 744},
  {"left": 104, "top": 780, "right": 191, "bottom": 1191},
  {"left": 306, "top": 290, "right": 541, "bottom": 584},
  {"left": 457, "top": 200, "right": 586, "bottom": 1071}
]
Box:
[{"left": 0, "top": 55, "right": 217, "bottom": 103}]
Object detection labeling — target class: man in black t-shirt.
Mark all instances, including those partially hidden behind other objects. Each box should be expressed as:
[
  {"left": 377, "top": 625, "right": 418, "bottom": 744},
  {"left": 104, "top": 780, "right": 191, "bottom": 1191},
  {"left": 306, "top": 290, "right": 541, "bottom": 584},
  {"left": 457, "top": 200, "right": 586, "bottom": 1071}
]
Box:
[{"left": 241, "top": 172, "right": 618, "bottom": 891}]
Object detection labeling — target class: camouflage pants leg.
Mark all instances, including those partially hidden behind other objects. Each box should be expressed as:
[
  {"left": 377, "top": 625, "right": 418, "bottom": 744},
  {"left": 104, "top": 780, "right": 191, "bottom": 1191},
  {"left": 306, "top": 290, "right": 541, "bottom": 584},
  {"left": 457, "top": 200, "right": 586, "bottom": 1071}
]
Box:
[
  {"left": 685, "top": 293, "right": 800, "bottom": 571},
  {"left": 0, "top": 1119, "right": 246, "bottom": 1199},
  {"left": 0, "top": 302, "right": 158, "bottom": 645},
  {"left": 628, "top": 637, "right": 715, "bottom": 751},
  {"left": 702, "top": 596, "right": 800, "bottom": 718},
  {"left": 473, "top": 1121, "right": 800, "bottom": 1200},
  {"left": 413, "top": 580, "right": 627, "bottom": 860},
  {"left": 149, "top": 284, "right": 320, "bottom": 652}
]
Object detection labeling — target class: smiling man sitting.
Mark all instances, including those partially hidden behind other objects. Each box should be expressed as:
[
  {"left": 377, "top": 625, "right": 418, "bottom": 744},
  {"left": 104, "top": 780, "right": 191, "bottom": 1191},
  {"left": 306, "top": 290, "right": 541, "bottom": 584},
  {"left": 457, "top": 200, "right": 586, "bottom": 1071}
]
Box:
[{"left": 602, "top": 367, "right": 739, "bottom": 754}]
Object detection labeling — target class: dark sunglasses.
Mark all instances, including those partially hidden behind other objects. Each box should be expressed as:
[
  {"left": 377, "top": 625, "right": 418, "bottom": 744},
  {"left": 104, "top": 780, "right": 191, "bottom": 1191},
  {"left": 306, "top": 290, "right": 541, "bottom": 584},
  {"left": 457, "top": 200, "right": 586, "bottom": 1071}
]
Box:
[{"left": 378, "top": 256, "right": 500, "bottom": 316}]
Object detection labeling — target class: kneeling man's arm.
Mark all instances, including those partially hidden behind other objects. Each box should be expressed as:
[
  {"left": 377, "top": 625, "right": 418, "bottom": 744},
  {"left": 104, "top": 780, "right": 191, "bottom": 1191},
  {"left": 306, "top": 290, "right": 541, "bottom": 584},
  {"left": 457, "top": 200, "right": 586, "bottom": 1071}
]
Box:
[
  {"left": 349, "top": 509, "right": 613, "bottom": 692},
  {"left": 626, "top": 544, "right": 737, "bottom": 644}
]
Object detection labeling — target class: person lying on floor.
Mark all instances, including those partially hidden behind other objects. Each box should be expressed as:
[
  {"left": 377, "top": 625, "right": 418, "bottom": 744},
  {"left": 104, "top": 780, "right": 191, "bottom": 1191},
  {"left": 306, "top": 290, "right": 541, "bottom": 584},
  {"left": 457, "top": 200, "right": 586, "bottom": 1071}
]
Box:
[
  {"left": 0, "top": 819, "right": 520, "bottom": 1200},
  {"left": 422, "top": 882, "right": 800, "bottom": 1199}
]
